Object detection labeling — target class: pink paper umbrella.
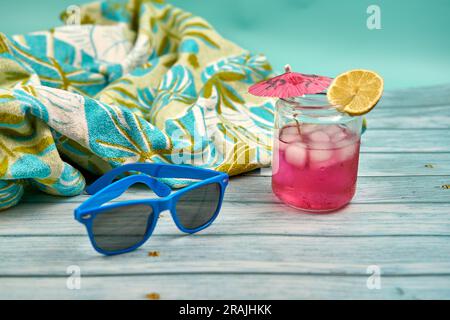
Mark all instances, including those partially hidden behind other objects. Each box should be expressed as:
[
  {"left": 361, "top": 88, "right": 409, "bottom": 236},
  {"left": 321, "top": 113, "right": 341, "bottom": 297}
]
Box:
[{"left": 249, "top": 65, "right": 333, "bottom": 99}]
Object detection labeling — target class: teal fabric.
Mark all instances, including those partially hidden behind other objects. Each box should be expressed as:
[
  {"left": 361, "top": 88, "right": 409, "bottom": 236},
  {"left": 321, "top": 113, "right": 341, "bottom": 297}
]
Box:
[{"left": 0, "top": 0, "right": 275, "bottom": 210}]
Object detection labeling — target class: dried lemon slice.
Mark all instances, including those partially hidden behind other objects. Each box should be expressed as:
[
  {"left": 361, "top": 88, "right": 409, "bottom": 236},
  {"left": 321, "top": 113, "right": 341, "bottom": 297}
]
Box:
[{"left": 327, "top": 70, "right": 384, "bottom": 116}]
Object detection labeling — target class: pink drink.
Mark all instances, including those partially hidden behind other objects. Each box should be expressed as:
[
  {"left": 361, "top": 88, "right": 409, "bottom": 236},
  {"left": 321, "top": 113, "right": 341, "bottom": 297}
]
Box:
[{"left": 272, "top": 123, "right": 360, "bottom": 212}]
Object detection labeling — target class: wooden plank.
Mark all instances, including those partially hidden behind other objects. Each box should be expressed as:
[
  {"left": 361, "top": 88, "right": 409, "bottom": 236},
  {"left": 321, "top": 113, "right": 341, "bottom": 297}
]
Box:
[
  {"left": 276, "top": 128, "right": 450, "bottom": 152},
  {"left": 245, "top": 153, "right": 450, "bottom": 177},
  {"left": 227, "top": 175, "right": 450, "bottom": 204},
  {"left": 366, "top": 104, "right": 450, "bottom": 129},
  {"left": 379, "top": 85, "right": 450, "bottom": 108},
  {"left": 18, "top": 175, "right": 450, "bottom": 204},
  {"left": 0, "top": 235, "right": 449, "bottom": 276},
  {"left": 358, "top": 153, "right": 450, "bottom": 176},
  {"left": 1, "top": 202, "right": 450, "bottom": 237},
  {"left": 0, "top": 84, "right": 448, "bottom": 300},
  {"left": 1, "top": 275, "right": 449, "bottom": 300},
  {"left": 360, "top": 129, "right": 450, "bottom": 153},
  {"left": 352, "top": 85, "right": 450, "bottom": 129}
]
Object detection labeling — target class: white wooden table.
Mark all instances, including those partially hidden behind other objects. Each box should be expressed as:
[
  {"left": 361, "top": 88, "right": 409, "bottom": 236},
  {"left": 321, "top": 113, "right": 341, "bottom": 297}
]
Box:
[{"left": 0, "top": 85, "right": 450, "bottom": 299}]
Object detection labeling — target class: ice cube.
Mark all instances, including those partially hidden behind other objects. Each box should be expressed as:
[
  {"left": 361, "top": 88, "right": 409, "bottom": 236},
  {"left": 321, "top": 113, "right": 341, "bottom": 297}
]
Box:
[
  {"left": 301, "top": 124, "right": 320, "bottom": 134},
  {"left": 281, "top": 125, "right": 301, "bottom": 136},
  {"left": 279, "top": 125, "right": 302, "bottom": 145},
  {"left": 324, "top": 125, "right": 343, "bottom": 137},
  {"left": 285, "top": 143, "right": 307, "bottom": 169},
  {"left": 309, "top": 130, "right": 331, "bottom": 143},
  {"left": 309, "top": 148, "right": 333, "bottom": 163},
  {"left": 332, "top": 131, "right": 347, "bottom": 143},
  {"left": 278, "top": 140, "right": 288, "bottom": 151},
  {"left": 280, "top": 133, "right": 302, "bottom": 145},
  {"left": 339, "top": 143, "right": 358, "bottom": 161}
]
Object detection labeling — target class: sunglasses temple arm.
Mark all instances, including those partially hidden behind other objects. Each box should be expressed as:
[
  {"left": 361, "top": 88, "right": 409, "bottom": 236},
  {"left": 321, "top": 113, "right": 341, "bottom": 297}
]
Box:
[
  {"left": 87, "top": 164, "right": 222, "bottom": 195},
  {"left": 84, "top": 175, "right": 171, "bottom": 210},
  {"left": 86, "top": 165, "right": 156, "bottom": 195},
  {"left": 87, "top": 173, "right": 171, "bottom": 198}
]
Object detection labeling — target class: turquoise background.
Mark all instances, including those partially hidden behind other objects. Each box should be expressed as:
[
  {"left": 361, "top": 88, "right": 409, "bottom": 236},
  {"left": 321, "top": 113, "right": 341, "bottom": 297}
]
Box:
[{"left": 1, "top": 0, "right": 449, "bottom": 89}]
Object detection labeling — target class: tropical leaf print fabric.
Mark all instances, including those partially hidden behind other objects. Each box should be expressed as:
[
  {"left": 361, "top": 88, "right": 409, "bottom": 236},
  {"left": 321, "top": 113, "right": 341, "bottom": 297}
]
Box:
[{"left": 0, "top": 0, "right": 274, "bottom": 210}]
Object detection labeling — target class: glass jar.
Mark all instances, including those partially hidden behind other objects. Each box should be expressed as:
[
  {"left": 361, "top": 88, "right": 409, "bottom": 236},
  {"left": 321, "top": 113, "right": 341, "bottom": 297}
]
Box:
[{"left": 272, "top": 94, "right": 363, "bottom": 212}]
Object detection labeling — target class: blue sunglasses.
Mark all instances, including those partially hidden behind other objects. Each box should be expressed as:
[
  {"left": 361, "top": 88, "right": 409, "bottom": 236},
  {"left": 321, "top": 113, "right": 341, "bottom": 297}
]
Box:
[{"left": 74, "top": 163, "right": 229, "bottom": 256}]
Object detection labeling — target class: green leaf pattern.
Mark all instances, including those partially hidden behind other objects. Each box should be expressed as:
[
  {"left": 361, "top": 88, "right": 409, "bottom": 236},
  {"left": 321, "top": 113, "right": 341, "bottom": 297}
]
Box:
[{"left": 0, "top": 0, "right": 274, "bottom": 211}]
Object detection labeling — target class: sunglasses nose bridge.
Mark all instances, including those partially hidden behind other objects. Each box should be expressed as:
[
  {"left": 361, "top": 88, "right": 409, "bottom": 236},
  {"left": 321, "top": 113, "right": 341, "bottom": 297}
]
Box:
[{"left": 156, "top": 198, "right": 173, "bottom": 212}]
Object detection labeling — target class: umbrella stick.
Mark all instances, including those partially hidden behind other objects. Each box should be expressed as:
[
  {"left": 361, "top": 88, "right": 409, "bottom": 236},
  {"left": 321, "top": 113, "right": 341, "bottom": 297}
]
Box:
[{"left": 293, "top": 115, "right": 302, "bottom": 136}]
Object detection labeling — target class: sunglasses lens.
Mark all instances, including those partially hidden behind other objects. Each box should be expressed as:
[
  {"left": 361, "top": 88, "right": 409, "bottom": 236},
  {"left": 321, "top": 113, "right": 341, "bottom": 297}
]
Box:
[
  {"left": 91, "top": 204, "right": 154, "bottom": 253},
  {"left": 175, "top": 183, "right": 221, "bottom": 230}
]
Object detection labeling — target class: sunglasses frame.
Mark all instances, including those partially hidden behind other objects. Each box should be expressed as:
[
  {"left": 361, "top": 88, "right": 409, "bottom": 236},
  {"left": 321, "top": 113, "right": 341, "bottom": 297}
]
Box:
[{"left": 74, "top": 163, "right": 229, "bottom": 256}]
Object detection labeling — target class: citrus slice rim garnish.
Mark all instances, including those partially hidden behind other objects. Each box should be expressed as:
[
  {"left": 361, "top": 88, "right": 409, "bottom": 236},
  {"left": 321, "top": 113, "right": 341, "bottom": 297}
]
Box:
[{"left": 327, "top": 69, "right": 384, "bottom": 116}]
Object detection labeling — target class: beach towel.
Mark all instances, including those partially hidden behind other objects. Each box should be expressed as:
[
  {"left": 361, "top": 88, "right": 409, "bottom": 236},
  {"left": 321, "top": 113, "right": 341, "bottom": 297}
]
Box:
[{"left": 0, "top": 0, "right": 274, "bottom": 210}]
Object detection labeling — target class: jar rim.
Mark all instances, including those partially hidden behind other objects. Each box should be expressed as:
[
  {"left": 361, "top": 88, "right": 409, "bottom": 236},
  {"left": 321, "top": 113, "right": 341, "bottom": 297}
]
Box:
[
  {"left": 280, "top": 94, "right": 340, "bottom": 110},
  {"left": 277, "top": 94, "right": 358, "bottom": 124}
]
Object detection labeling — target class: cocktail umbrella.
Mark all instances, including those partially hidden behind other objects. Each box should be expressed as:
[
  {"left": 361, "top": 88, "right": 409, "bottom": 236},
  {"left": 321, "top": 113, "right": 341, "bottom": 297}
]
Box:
[{"left": 249, "top": 65, "right": 333, "bottom": 98}]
